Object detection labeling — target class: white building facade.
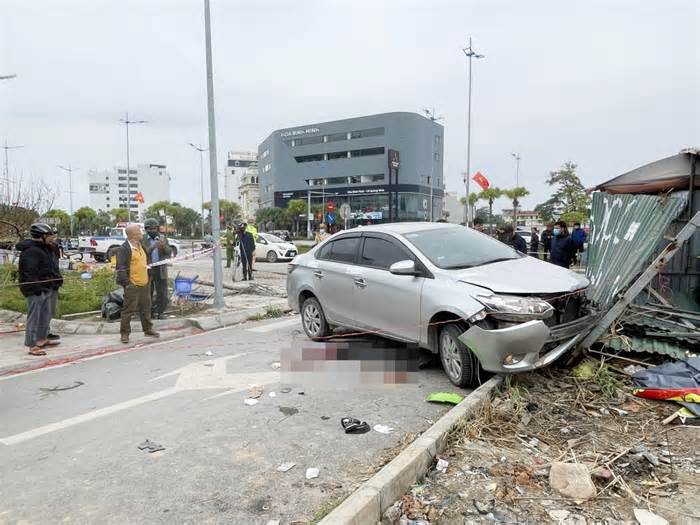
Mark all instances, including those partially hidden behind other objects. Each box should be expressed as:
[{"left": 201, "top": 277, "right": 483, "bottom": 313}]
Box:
[
  {"left": 88, "top": 163, "right": 171, "bottom": 214},
  {"left": 226, "top": 151, "right": 258, "bottom": 220}
]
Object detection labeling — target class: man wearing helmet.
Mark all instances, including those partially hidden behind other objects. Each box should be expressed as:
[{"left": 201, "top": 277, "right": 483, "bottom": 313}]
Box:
[
  {"left": 16, "top": 223, "right": 64, "bottom": 356},
  {"left": 143, "top": 218, "right": 172, "bottom": 319}
]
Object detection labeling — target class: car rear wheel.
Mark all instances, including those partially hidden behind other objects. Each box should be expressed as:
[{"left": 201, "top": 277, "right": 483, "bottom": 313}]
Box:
[
  {"left": 439, "top": 323, "right": 483, "bottom": 388},
  {"left": 267, "top": 250, "right": 278, "bottom": 263},
  {"left": 301, "top": 296, "right": 330, "bottom": 340}
]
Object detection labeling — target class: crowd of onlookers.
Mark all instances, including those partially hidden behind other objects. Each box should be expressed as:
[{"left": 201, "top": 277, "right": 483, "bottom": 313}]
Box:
[{"left": 494, "top": 221, "right": 588, "bottom": 268}]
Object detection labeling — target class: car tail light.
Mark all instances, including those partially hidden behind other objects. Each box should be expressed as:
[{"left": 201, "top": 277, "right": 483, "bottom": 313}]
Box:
[{"left": 90, "top": 238, "right": 97, "bottom": 246}]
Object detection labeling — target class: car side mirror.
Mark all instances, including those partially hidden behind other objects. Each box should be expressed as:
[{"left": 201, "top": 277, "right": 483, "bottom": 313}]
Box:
[{"left": 390, "top": 259, "right": 418, "bottom": 276}]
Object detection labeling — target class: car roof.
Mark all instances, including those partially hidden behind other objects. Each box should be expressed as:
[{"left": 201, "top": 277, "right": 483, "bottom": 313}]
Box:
[{"left": 343, "top": 222, "right": 461, "bottom": 236}]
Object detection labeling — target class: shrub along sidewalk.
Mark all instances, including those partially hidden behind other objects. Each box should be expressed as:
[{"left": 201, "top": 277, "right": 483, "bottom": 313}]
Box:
[{"left": 0, "top": 265, "right": 117, "bottom": 318}]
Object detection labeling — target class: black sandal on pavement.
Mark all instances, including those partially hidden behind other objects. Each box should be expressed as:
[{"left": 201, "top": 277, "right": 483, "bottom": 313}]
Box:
[{"left": 28, "top": 347, "right": 47, "bottom": 356}]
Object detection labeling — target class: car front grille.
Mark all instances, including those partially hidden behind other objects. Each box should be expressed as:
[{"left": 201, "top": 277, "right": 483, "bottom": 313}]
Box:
[{"left": 285, "top": 250, "right": 297, "bottom": 258}]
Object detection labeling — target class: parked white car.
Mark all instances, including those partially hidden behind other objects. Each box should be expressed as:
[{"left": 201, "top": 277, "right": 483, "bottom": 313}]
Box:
[
  {"left": 255, "top": 233, "right": 298, "bottom": 263},
  {"left": 287, "top": 222, "right": 594, "bottom": 387},
  {"left": 78, "top": 225, "right": 180, "bottom": 262}
]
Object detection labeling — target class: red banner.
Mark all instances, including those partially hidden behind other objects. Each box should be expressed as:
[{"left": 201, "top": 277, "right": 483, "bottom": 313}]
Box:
[{"left": 472, "top": 171, "right": 490, "bottom": 191}]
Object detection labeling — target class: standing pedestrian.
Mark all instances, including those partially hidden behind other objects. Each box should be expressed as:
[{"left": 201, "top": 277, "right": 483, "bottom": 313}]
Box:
[
  {"left": 238, "top": 223, "right": 255, "bottom": 281},
  {"left": 571, "top": 222, "right": 587, "bottom": 263},
  {"left": 17, "top": 223, "right": 62, "bottom": 356},
  {"left": 541, "top": 225, "right": 553, "bottom": 261},
  {"left": 550, "top": 221, "right": 577, "bottom": 268},
  {"left": 530, "top": 227, "right": 540, "bottom": 258},
  {"left": 46, "top": 228, "right": 64, "bottom": 340},
  {"left": 501, "top": 224, "right": 527, "bottom": 253},
  {"left": 223, "top": 224, "right": 236, "bottom": 268},
  {"left": 115, "top": 224, "right": 160, "bottom": 344},
  {"left": 246, "top": 219, "right": 259, "bottom": 274},
  {"left": 143, "top": 218, "right": 172, "bottom": 320}
]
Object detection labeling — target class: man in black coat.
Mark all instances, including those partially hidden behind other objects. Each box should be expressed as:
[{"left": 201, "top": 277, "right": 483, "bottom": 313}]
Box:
[
  {"left": 530, "top": 227, "right": 540, "bottom": 258},
  {"left": 550, "top": 221, "right": 577, "bottom": 268},
  {"left": 502, "top": 224, "right": 527, "bottom": 254},
  {"left": 143, "top": 218, "right": 172, "bottom": 319},
  {"left": 237, "top": 223, "right": 256, "bottom": 281},
  {"left": 541, "top": 226, "right": 553, "bottom": 261},
  {"left": 17, "top": 223, "right": 63, "bottom": 356}
]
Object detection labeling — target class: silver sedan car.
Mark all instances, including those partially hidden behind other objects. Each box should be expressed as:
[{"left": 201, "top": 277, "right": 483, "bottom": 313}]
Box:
[{"left": 287, "top": 223, "right": 594, "bottom": 387}]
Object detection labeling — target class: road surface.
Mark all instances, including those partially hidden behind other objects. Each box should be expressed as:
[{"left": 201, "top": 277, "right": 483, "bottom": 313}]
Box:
[{"left": 0, "top": 314, "right": 457, "bottom": 523}]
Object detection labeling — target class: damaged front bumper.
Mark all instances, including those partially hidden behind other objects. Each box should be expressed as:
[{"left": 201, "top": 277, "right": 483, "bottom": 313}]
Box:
[{"left": 458, "top": 314, "right": 595, "bottom": 373}]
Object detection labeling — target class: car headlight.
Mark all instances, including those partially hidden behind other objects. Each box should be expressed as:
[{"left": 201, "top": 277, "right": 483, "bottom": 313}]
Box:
[{"left": 473, "top": 293, "right": 553, "bottom": 321}]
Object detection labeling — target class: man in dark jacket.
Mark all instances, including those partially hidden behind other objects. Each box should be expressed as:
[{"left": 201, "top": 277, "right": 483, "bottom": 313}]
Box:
[
  {"left": 550, "top": 221, "right": 577, "bottom": 268},
  {"left": 46, "top": 228, "right": 63, "bottom": 340},
  {"left": 530, "top": 227, "right": 540, "bottom": 258},
  {"left": 17, "top": 223, "right": 63, "bottom": 356},
  {"left": 502, "top": 224, "right": 527, "bottom": 253},
  {"left": 143, "top": 218, "right": 172, "bottom": 319},
  {"left": 541, "top": 226, "right": 553, "bottom": 261},
  {"left": 237, "top": 223, "right": 255, "bottom": 281},
  {"left": 115, "top": 224, "right": 160, "bottom": 344}
]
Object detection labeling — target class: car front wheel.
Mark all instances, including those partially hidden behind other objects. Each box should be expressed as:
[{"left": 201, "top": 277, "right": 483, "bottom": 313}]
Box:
[
  {"left": 301, "top": 296, "right": 330, "bottom": 340},
  {"left": 439, "top": 323, "right": 484, "bottom": 388},
  {"left": 267, "top": 250, "right": 278, "bottom": 263}
]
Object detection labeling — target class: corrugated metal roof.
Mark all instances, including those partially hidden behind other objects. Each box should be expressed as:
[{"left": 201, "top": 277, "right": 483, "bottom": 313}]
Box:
[
  {"left": 604, "top": 335, "right": 689, "bottom": 359},
  {"left": 586, "top": 192, "right": 687, "bottom": 307}
]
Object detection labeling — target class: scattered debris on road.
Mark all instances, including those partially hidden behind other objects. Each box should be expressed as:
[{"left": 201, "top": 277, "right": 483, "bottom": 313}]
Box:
[
  {"left": 279, "top": 406, "right": 298, "bottom": 416},
  {"left": 38, "top": 381, "right": 85, "bottom": 399},
  {"left": 276, "top": 462, "right": 296, "bottom": 473},
  {"left": 243, "top": 398, "right": 259, "bottom": 406},
  {"left": 425, "top": 392, "right": 464, "bottom": 405},
  {"left": 341, "top": 417, "right": 370, "bottom": 434},
  {"left": 305, "top": 467, "right": 320, "bottom": 480},
  {"left": 137, "top": 439, "right": 165, "bottom": 453},
  {"left": 247, "top": 385, "right": 264, "bottom": 399},
  {"left": 373, "top": 424, "right": 394, "bottom": 434}
]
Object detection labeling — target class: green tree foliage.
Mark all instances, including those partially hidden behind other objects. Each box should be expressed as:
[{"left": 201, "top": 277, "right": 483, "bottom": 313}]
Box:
[
  {"left": 256, "top": 207, "right": 290, "bottom": 230},
  {"left": 503, "top": 187, "right": 530, "bottom": 225},
  {"left": 44, "top": 209, "right": 71, "bottom": 235},
  {"left": 203, "top": 199, "right": 242, "bottom": 226},
  {"left": 478, "top": 188, "right": 503, "bottom": 234},
  {"left": 94, "top": 211, "right": 112, "bottom": 234},
  {"left": 75, "top": 207, "right": 99, "bottom": 233},
  {"left": 546, "top": 161, "right": 590, "bottom": 221},
  {"left": 534, "top": 197, "right": 559, "bottom": 224},
  {"left": 144, "top": 201, "right": 202, "bottom": 237},
  {"left": 286, "top": 199, "right": 307, "bottom": 235}
]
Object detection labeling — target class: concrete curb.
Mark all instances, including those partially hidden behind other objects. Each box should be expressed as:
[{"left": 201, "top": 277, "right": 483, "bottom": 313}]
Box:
[
  {"left": 318, "top": 376, "right": 503, "bottom": 525},
  {"left": 0, "top": 298, "right": 290, "bottom": 335},
  {"left": 0, "top": 300, "right": 292, "bottom": 377}
]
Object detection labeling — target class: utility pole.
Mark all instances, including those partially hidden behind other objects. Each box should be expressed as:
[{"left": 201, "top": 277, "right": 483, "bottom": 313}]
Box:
[
  {"left": 2, "top": 139, "right": 23, "bottom": 201},
  {"left": 57, "top": 165, "right": 78, "bottom": 237},
  {"left": 119, "top": 113, "right": 147, "bottom": 221},
  {"left": 203, "top": 0, "right": 224, "bottom": 309},
  {"left": 189, "top": 143, "right": 208, "bottom": 237},
  {"left": 423, "top": 109, "right": 444, "bottom": 222},
  {"left": 462, "top": 37, "right": 485, "bottom": 227},
  {"left": 512, "top": 152, "right": 521, "bottom": 187}
]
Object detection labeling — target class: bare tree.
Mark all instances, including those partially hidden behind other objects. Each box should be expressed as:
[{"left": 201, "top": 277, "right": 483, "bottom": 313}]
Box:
[{"left": 0, "top": 175, "right": 57, "bottom": 248}]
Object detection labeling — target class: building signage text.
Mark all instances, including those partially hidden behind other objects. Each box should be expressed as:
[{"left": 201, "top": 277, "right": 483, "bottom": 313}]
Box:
[{"left": 280, "top": 127, "right": 321, "bottom": 138}]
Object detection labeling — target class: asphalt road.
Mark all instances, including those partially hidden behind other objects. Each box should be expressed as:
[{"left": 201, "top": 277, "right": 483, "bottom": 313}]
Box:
[{"left": 0, "top": 314, "right": 457, "bottom": 524}]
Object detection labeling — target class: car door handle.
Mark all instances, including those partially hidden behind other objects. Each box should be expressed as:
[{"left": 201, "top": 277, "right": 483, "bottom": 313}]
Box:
[
  {"left": 313, "top": 270, "right": 324, "bottom": 278},
  {"left": 353, "top": 277, "right": 367, "bottom": 288}
]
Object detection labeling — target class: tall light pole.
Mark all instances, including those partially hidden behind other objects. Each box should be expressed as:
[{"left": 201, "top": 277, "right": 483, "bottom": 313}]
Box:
[
  {"left": 512, "top": 152, "right": 521, "bottom": 187},
  {"left": 462, "top": 37, "right": 485, "bottom": 227},
  {"left": 119, "top": 113, "right": 147, "bottom": 220},
  {"left": 203, "top": 0, "right": 224, "bottom": 309},
  {"left": 2, "top": 139, "right": 23, "bottom": 202},
  {"left": 189, "top": 143, "right": 208, "bottom": 237},
  {"left": 57, "top": 165, "right": 78, "bottom": 237},
  {"left": 423, "top": 109, "right": 444, "bottom": 222}
]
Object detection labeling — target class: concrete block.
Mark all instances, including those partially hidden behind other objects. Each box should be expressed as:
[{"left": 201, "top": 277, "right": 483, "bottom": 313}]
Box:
[
  {"left": 75, "top": 323, "right": 99, "bottom": 335},
  {"left": 100, "top": 323, "right": 121, "bottom": 334},
  {"left": 366, "top": 445, "right": 434, "bottom": 509},
  {"left": 318, "top": 487, "right": 379, "bottom": 525},
  {"left": 192, "top": 317, "right": 223, "bottom": 331}
]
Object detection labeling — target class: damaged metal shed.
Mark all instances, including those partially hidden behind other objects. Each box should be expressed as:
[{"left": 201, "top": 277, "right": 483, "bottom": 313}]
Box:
[
  {"left": 583, "top": 149, "right": 700, "bottom": 356},
  {"left": 591, "top": 148, "right": 699, "bottom": 310}
]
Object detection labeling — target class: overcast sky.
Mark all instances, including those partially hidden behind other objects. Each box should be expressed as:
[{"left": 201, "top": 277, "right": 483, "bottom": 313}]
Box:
[{"left": 2, "top": 0, "right": 698, "bottom": 215}]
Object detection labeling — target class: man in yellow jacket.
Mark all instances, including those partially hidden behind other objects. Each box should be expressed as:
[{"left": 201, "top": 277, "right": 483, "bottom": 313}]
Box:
[{"left": 245, "top": 220, "right": 259, "bottom": 272}]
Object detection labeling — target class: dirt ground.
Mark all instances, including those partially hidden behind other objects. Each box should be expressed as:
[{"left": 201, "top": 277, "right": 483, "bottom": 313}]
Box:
[{"left": 389, "top": 359, "right": 699, "bottom": 525}]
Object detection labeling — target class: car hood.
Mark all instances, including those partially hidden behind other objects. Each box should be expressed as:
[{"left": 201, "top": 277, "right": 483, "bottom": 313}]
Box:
[
  {"left": 454, "top": 256, "right": 589, "bottom": 294},
  {"left": 270, "top": 242, "right": 296, "bottom": 251}
]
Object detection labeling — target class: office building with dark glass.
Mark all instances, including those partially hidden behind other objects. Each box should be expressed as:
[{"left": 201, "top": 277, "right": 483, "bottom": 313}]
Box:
[{"left": 257, "top": 112, "right": 444, "bottom": 225}]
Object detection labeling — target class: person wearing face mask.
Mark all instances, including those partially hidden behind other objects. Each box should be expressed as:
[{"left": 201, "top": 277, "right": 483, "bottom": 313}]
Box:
[
  {"left": 314, "top": 223, "right": 329, "bottom": 245},
  {"left": 143, "top": 218, "right": 172, "bottom": 319},
  {"left": 549, "top": 221, "right": 577, "bottom": 268}
]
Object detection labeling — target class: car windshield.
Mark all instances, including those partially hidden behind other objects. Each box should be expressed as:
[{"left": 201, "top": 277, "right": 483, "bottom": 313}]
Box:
[
  {"left": 109, "top": 228, "right": 123, "bottom": 237},
  {"left": 262, "top": 233, "right": 285, "bottom": 243},
  {"left": 403, "top": 227, "right": 522, "bottom": 269}
]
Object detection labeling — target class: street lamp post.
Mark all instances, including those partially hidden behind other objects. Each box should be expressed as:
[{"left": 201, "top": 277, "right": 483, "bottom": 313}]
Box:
[
  {"left": 462, "top": 37, "right": 485, "bottom": 227},
  {"left": 189, "top": 143, "right": 208, "bottom": 237},
  {"left": 2, "top": 139, "right": 23, "bottom": 202},
  {"left": 203, "top": 0, "right": 224, "bottom": 309},
  {"left": 119, "top": 113, "right": 147, "bottom": 220},
  {"left": 57, "top": 165, "right": 78, "bottom": 237},
  {"left": 512, "top": 152, "right": 521, "bottom": 187}
]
